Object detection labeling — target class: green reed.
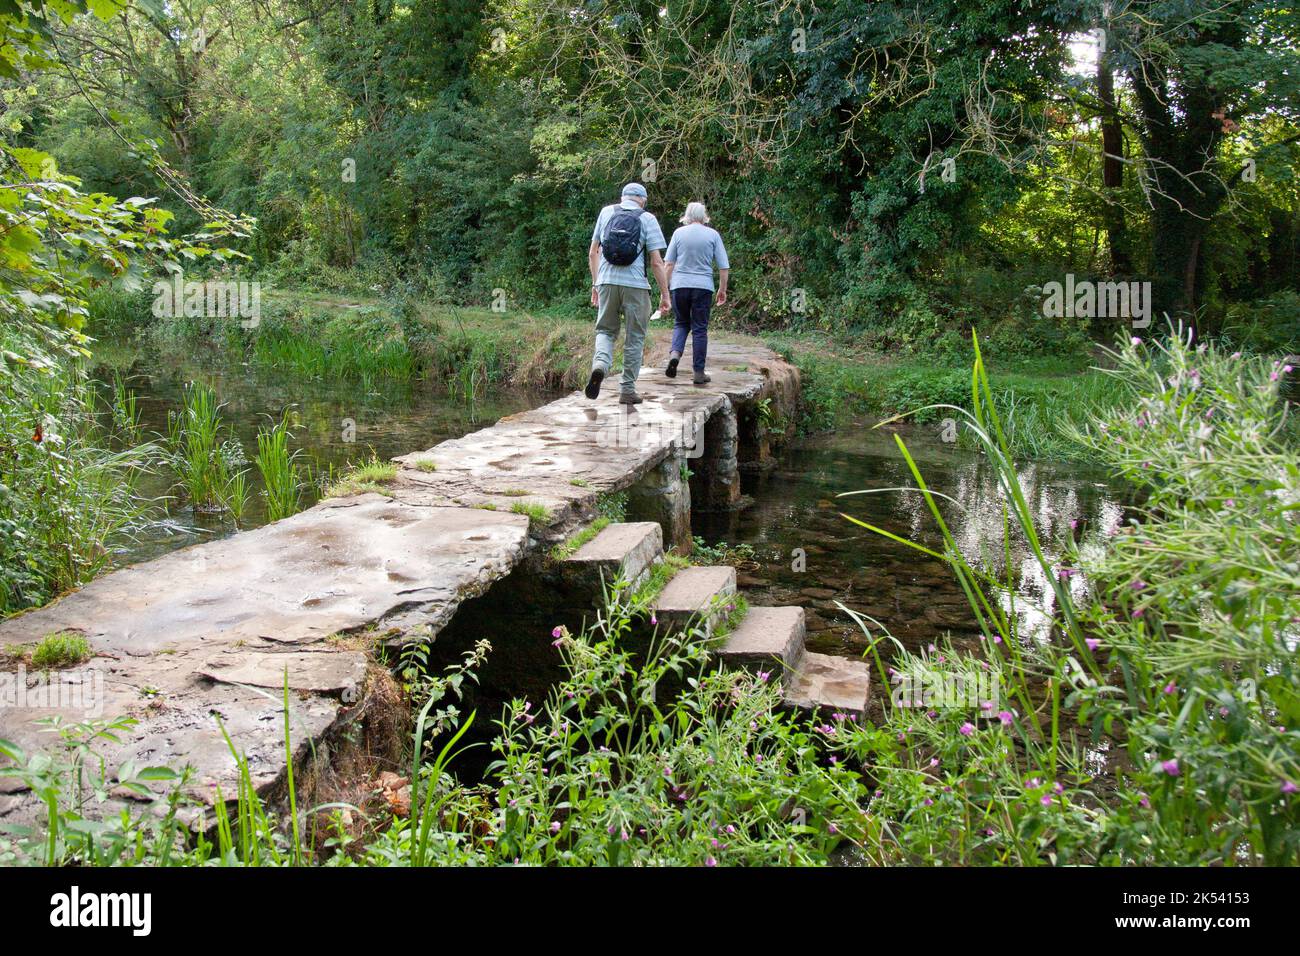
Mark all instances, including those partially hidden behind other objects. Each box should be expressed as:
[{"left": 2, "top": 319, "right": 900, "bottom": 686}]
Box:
[
  {"left": 253, "top": 412, "right": 303, "bottom": 522},
  {"left": 166, "top": 383, "right": 246, "bottom": 515}
]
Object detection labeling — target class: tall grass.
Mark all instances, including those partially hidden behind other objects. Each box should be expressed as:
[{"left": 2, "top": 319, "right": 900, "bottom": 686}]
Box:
[
  {"left": 0, "top": 356, "right": 158, "bottom": 613},
  {"left": 155, "top": 295, "right": 593, "bottom": 396},
  {"left": 248, "top": 306, "right": 417, "bottom": 383},
  {"left": 834, "top": 325, "right": 1300, "bottom": 864},
  {"left": 253, "top": 412, "right": 303, "bottom": 522}
]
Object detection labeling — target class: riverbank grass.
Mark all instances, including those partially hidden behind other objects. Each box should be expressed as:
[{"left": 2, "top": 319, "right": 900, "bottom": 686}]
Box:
[{"left": 754, "top": 327, "right": 1126, "bottom": 457}]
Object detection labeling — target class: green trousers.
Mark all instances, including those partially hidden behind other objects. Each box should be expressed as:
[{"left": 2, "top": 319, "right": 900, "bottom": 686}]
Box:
[{"left": 593, "top": 283, "right": 651, "bottom": 393}]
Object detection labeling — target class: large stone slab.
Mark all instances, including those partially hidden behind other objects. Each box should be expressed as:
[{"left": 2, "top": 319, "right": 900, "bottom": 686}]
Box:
[
  {"left": 562, "top": 521, "right": 663, "bottom": 593},
  {"left": 0, "top": 498, "right": 530, "bottom": 820},
  {"left": 390, "top": 383, "right": 728, "bottom": 516},
  {"left": 783, "top": 651, "right": 873, "bottom": 718},
  {"left": 653, "top": 566, "right": 737, "bottom": 634},
  {"left": 0, "top": 496, "right": 529, "bottom": 654},
  {"left": 718, "top": 605, "right": 806, "bottom": 680}
]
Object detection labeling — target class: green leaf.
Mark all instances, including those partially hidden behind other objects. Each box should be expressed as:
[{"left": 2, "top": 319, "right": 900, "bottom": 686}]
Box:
[{"left": 88, "top": 0, "right": 127, "bottom": 20}]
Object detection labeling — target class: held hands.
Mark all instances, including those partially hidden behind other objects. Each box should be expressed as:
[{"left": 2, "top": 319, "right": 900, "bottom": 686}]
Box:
[{"left": 659, "top": 291, "right": 670, "bottom": 313}]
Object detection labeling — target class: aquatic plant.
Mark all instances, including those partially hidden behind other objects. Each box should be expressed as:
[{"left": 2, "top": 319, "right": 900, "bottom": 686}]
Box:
[
  {"left": 108, "top": 371, "right": 142, "bottom": 441},
  {"left": 835, "top": 325, "right": 1300, "bottom": 864},
  {"left": 165, "top": 383, "right": 248, "bottom": 515},
  {"left": 690, "top": 538, "right": 758, "bottom": 567},
  {"left": 223, "top": 469, "right": 251, "bottom": 525},
  {"left": 254, "top": 413, "right": 303, "bottom": 522}
]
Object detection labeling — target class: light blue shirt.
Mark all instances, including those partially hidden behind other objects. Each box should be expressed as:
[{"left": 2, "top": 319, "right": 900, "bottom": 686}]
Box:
[
  {"left": 591, "top": 200, "right": 666, "bottom": 290},
  {"left": 664, "top": 223, "right": 729, "bottom": 292}
]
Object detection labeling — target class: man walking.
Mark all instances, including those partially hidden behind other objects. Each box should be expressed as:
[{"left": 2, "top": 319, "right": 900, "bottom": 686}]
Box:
[{"left": 586, "top": 182, "right": 670, "bottom": 406}]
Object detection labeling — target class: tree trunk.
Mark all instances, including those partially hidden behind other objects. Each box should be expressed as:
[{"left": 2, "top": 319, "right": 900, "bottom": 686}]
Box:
[
  {"left": 1128, "top": 65, "right": 1225, "bottom": 334},
  {"left": 1123, "top": 16, "right": 1247, "bottom": 336},
  {"left": 1097, "top": 57, "right": 1131, "bottom": 275},
  {"left": 1149, "top": 206, "right": 1208, "bottom": 324}
]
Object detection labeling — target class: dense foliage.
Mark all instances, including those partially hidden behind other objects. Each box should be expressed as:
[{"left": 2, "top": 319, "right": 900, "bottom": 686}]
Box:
[
  {"left": 0, "top": 0, "right": 247, "bottom": 613},
  {"left": 10, "top": 0, "right": 1297, "bottom": 350}
]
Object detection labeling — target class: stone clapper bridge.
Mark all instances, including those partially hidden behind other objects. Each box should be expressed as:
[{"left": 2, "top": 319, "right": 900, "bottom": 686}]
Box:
[{"left": 0, "top": 341, "right": 871, "bottom": 825}]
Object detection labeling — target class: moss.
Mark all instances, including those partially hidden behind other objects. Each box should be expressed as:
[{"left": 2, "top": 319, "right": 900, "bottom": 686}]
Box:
[
  {"left": 549, "top": 516, "right": 611, "bottom": 562},
  {"left": 510, "top": 500, "right": 552, "bottom": 527}
]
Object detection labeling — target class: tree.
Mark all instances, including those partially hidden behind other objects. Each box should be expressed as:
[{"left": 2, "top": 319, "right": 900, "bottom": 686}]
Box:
[{"left": 0, "top": 0, "right": 250, "bottom": 371}]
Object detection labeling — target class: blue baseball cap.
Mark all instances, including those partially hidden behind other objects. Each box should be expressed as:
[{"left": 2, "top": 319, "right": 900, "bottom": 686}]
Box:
[{"left": 621, "top": 182, "right": 648, "bottom": 199}]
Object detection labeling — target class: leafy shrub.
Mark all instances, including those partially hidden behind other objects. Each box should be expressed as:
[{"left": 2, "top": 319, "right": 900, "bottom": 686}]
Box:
[
  {"left": 795, "top": 353, "right": 872, "bottom": 434},
  {"left": 1222, "top": 291, "right": 1300, "bottom": 355},
  {"left": 0, "top": 353, "right": 157, "bottom": 614},
  {"left": 879, "top": 369, "right": 970, "bottom": 423}
]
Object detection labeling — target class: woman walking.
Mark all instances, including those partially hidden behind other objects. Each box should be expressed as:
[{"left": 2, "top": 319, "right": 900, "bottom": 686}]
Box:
[{"left": 663, "top": 202, "right": 729, "bottom": 385}]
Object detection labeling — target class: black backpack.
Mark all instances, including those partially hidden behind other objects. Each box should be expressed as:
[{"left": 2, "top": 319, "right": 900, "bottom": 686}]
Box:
[{"left": 601, "top": 207, "right": 647, "bottom": 266}]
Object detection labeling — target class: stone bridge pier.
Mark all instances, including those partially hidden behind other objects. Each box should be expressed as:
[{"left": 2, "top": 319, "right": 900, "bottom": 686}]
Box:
[
  {"left": 689, "top": 401, "right": 742, "bottom": 512},
  {"left": 627, "top": 448, "right": 693, "bottom": 553}
]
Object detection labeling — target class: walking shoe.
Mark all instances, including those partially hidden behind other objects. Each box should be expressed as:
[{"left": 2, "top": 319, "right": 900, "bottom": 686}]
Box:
[
  {"left": 665, "top": 353, "right": 680, "bottom": 378},
  {"left": 692, "top": 371, "right": 711, "bottom": 385},
  {"left": 584, "top": 367, "right": 605, "bottom": 400},
  {"left": 618, "top": 390, "right": 644, "bottom": 406}
]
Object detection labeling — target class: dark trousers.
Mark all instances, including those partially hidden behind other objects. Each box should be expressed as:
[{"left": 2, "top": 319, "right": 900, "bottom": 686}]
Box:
[{"left": 670, "top": 287, "right": 713, "bottom": 374}]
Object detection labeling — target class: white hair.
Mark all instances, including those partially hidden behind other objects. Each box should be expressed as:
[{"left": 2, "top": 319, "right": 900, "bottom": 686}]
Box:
[{"left": 680, "top": 201, "right": 710, "bottom": 225}]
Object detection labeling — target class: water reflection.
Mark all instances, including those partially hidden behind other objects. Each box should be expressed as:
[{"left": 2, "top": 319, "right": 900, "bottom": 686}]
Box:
[
  {"left": 94, "top": 338, "right": 553, "bottom": 563},
  {"left": 694, "top": 429, "right": 1128, "bottom": 662}
]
